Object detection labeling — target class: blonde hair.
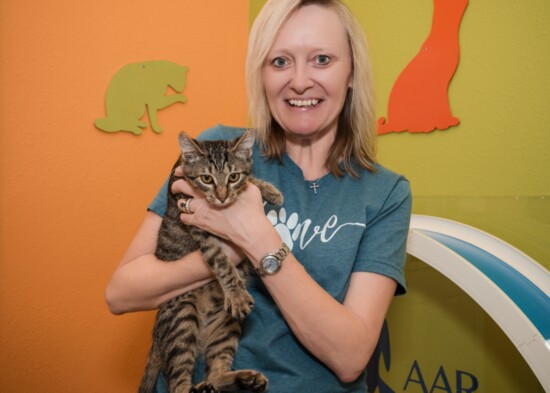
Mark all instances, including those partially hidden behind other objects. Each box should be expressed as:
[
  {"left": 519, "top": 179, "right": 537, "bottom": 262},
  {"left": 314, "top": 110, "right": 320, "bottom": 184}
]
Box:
[{"left": 245, "top": 0, "right": 377, "bottom": 177}]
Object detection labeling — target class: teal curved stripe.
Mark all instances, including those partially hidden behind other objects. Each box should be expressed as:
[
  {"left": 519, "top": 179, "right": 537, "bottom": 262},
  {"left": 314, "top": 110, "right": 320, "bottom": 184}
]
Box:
[{"left": 418, "top": 229, "right": 550, "bottom": 340}]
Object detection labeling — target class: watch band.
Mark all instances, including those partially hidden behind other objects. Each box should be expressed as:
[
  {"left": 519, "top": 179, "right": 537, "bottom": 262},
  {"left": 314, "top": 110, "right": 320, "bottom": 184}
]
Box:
[
  {"left": 273, "top": 242, "right": 290, "bottom": 261},
  {"left": 256, "top": 243, "right": 290, "bottom": 277}
]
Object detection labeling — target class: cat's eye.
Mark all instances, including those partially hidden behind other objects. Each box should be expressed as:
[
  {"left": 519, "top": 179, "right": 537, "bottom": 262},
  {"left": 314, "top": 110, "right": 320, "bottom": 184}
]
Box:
[
  {"left": 200, "top": 175, "right": 214, "bottom": 184},
  {"left": 228, "top": 173, "right": 241, "bottom": 183}
]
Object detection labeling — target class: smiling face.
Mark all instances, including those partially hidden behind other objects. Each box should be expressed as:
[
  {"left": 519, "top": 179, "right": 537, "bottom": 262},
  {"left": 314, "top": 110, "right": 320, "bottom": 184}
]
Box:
[{"left": 262, "top": 4, "right": 353, "bottom": 142}]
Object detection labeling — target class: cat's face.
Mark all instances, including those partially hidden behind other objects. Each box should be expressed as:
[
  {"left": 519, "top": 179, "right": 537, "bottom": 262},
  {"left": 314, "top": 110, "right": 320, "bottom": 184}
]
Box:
[{"left": 178, "top": 131, "right": 254, "bottom": 207}]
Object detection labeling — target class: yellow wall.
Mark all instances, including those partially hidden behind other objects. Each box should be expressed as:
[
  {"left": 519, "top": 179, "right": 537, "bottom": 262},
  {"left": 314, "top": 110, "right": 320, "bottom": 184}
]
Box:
[
  {"left": 0, "top": 1, "right": 249, "bottom": 392},
  {"left": 351, "top": 1, "right": 548, "bottom": 390},
  {"left": 347, "top": 1, "right": 549, "bottom": 391},
  {"left": 358, "top": 0, "right": 550, "bottom": 267}
]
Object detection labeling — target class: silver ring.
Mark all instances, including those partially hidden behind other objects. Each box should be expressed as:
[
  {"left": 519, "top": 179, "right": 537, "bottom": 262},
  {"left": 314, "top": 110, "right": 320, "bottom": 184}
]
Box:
[{"left": 177, "top": 196, "right": 193, "bottom": 214}]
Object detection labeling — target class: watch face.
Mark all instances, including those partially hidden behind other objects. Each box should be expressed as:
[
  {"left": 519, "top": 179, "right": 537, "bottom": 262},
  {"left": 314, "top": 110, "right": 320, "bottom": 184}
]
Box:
[{"left": 262, "top": 255, "right": 280, "bottom": 274}]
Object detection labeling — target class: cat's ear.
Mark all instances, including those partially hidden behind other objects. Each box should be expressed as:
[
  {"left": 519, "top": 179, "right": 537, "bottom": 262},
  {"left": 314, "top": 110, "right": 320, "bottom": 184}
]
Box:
[
  {"left": 232, "top": 129, "right": 255, "bottom": 160},
  {"left": 178, "top": 132, "right": 205, "bottom": 162}
]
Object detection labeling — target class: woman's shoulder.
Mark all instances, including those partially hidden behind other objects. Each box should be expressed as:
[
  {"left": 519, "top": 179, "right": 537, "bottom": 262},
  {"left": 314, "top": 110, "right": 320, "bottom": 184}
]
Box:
[
  {"left": 353, "top": 162, "right": 411, "bottom": 199},
  {"left": 372, "top": 163, "right": 407, "bottom": 182},
  {"left": 196, "top": 124, "right": 248, "bottom": 141},
  {"left": 360, "top": 163, "right": 408, "bottom": 185}
]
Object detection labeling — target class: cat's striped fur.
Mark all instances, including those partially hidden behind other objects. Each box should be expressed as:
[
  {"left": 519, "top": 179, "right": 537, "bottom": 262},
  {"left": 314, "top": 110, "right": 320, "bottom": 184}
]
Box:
[{"left": 139, "top": 130, "right": 282, "bottom": 393}]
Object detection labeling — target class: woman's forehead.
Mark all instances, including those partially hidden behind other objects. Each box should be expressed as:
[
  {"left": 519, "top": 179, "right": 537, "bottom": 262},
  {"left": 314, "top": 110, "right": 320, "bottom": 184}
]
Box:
[{"left": 270, "top": 5, "right": 348, "bottom": 53}]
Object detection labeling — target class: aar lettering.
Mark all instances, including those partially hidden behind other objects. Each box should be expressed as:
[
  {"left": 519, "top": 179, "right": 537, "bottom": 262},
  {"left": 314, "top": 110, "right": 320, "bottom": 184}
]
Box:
[{"left": 404, "top": 361, "right": 479, "bottom": 393}]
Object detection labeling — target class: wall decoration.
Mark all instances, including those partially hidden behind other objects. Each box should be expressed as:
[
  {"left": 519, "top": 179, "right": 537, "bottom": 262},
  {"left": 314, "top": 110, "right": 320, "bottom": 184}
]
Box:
[
  {"left": 407, "top": 215, "right": 550, "bottom": 391},
  {"left": 377, "top": 0, "right": 468, "bottom": 135},
  {"left": 95, "top": 60, "right": 188, "bottom": 135}
]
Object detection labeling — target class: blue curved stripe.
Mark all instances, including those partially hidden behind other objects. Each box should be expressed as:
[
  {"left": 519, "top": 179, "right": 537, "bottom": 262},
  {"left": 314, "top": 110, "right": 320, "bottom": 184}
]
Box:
[{"left": 418, "top": 229, "right": 550, "bottom": 340}]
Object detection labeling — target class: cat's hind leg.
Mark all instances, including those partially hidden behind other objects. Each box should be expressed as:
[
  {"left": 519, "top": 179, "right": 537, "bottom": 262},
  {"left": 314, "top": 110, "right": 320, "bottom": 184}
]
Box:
[
  {"left": 202, "top": 312, "right": 267, "bottom": 392},
  {"left": 190, "top": 382, "right": 219, "bottom": 393},
  {"left": 156, "top": 294, "right": 201, "bottom": 393},
  {"left": 213, "top": 370, "right": 268, "bottom": 393}
]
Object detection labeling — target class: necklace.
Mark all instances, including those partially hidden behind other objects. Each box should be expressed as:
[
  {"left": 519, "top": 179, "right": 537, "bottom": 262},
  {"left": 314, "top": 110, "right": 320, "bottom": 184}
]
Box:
[{"left": 306, "top": 178, "right": 321, "bottom": 194}]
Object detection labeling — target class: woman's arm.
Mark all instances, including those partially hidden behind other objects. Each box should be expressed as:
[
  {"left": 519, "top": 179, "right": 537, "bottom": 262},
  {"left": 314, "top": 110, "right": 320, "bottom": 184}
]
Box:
[
  {"left": 263, "top": 259, "right": 395, "bottom": 383},
  {"left": 176, "top": 180, "right": 397, "bottom": 383},
  {"left": 104, "top": 211, "right": 243, "bottom": 315}
]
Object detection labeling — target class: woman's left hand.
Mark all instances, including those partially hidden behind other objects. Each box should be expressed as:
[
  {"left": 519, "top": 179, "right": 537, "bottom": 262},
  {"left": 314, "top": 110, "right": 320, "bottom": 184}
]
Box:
[{"left": 170, "top": 167, "right": 276, "bottom": 256}]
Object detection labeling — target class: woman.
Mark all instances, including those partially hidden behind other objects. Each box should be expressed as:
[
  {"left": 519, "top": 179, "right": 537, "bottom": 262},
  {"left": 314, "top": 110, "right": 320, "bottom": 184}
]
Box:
[{"left": 105, "top": 0, "right": 412, "bottom": 392}]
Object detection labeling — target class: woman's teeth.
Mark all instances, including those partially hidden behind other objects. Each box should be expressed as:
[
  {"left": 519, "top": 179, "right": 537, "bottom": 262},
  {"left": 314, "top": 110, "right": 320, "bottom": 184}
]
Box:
[{"left": 289, "top": 99, "right": 319, "bottom": 107}]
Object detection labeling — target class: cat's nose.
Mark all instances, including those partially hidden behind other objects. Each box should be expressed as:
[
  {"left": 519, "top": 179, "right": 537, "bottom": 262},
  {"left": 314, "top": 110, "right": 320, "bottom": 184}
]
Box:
[{"left": 216, "top": 189, "right": 228, "bottom": 204}]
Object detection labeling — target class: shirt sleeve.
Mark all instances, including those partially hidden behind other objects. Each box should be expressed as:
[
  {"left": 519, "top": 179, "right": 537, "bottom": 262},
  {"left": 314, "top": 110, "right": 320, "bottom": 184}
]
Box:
[{"left": 353, "top": 178, "right": 412, "bottom": 295}]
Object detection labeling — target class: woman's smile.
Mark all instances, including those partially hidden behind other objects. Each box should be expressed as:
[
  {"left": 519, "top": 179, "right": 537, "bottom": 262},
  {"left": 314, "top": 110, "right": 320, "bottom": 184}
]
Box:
[{"left": 287, "top": 99, "right": 321, "bottom": 108}]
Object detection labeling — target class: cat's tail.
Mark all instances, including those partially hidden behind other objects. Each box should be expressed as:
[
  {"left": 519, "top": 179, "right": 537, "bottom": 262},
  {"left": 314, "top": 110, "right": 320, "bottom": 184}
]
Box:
[
  {"left": 94, "top": 116, "right": 120, "bottom": 132},
  {"left": 94, "top": 116, "right": 144, "bottom": 135},
  {"left": 138, "top": 346, "right": 162, "bottom": 393},
  {"left": 377, "top": 116, "right": 391, "bottom": 135}
]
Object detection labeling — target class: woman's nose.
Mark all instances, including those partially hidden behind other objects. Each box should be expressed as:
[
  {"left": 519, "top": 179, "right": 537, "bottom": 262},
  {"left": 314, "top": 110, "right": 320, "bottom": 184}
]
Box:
[{"left": 290, "top": 63, "right": 314, "bottom": 93}]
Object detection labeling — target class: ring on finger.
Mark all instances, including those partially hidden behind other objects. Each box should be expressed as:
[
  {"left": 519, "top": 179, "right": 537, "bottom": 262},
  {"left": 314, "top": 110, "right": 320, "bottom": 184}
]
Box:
[{"left": 177, "top": 196, "right": 193, "bottom": 214}]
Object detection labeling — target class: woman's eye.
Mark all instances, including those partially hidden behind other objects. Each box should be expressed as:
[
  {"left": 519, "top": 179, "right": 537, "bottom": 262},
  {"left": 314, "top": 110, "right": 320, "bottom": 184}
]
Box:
[
  {"left": 315, "top": 55, "right": 331, "bottom": 66},
  {"left": 228, "top": 173, "right": 240, "bottom": 183},
  {"left": 200, "top": 175, "right": 213, "bottom": 184},
  {"left": 271, "top": 57, "right": 288, "bottom": 68}
]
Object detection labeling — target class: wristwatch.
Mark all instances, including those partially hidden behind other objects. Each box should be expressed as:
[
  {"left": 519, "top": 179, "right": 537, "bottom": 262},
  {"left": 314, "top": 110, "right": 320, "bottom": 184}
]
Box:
[{"left": 256, "top": 243, "right": 290, "bottom": 277}]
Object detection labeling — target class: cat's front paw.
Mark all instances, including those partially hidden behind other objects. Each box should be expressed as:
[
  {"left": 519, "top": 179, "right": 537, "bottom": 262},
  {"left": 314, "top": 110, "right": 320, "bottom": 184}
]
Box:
[
  {"left": 263, "top": 185, "right": 283, "bottom": 206},
  {"left": 225, "top": 289, "right": 254, "bottom": 321},
  {"left": 250, "top": 178, "right": 284, "bottom": 206}
]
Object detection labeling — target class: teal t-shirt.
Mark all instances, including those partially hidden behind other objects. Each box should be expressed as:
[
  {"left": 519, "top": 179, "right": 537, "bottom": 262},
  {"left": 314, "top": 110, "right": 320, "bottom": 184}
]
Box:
[{"left": 148, "top": 125, "right": 412, "bottom": 393}]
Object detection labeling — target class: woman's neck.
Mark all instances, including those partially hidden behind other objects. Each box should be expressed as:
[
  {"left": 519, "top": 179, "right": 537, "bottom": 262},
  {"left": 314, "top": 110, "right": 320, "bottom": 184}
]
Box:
[{"left": 285, "top": 131, "right": 334, "bottom": 180}]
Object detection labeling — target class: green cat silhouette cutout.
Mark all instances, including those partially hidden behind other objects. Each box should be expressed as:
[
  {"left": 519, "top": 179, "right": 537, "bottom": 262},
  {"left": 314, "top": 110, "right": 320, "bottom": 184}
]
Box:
[{"left": 95, "top": 60, "right": 188, "bottom": 135}]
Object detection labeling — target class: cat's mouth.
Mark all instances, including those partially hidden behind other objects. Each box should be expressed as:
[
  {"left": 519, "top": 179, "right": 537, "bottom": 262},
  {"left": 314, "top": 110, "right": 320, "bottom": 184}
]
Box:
[
  {"left": 287, "top": 99, "right": 321, "bottom": 108},
  {"left": 207, "top": 196, "right": 235, "bottom": 208}
]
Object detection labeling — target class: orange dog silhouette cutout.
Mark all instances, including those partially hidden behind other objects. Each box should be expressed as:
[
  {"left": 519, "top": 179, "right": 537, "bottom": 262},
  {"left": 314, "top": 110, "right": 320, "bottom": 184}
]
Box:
[{"left": 378, "top": 0, "right": 468, "bottom": 134}]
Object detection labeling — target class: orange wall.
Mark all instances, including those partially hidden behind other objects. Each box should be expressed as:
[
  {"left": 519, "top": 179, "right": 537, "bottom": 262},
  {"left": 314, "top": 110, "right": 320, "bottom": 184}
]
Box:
[{"left": 0, "top": 2, "right": 249, "bottom": 392}]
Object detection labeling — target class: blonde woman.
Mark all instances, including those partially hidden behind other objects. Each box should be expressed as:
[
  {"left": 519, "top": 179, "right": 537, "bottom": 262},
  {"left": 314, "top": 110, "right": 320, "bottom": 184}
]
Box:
[{"left": 106, "top": 1, "right": 411, "bottom": 392}]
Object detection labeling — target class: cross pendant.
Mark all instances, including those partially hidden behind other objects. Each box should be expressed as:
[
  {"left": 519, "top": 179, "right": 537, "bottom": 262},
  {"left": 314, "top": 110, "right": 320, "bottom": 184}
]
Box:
[{"left": 310, "top": 183, "right": 320, "bottom": 194}]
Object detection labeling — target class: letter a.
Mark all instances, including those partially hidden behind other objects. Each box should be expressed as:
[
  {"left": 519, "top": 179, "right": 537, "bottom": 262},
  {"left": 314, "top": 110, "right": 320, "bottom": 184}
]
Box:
[
  {"left": 404, "top": 360, "right": 428, "bottom": 393},
  {"left": 430, "top": 366, "right": 452, "bottom": 393}
]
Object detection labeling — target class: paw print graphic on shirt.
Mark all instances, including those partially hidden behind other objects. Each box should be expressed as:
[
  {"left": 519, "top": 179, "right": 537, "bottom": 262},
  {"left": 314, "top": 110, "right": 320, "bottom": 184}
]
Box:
[{"left": 266, "top": 207, "right": 300, "bottom": 251}]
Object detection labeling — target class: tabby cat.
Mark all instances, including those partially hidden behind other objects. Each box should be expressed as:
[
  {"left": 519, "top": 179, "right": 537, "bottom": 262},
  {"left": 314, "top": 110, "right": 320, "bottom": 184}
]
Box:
[{"left": 139, "top": 130, "right": 283, "bottom": 393}]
